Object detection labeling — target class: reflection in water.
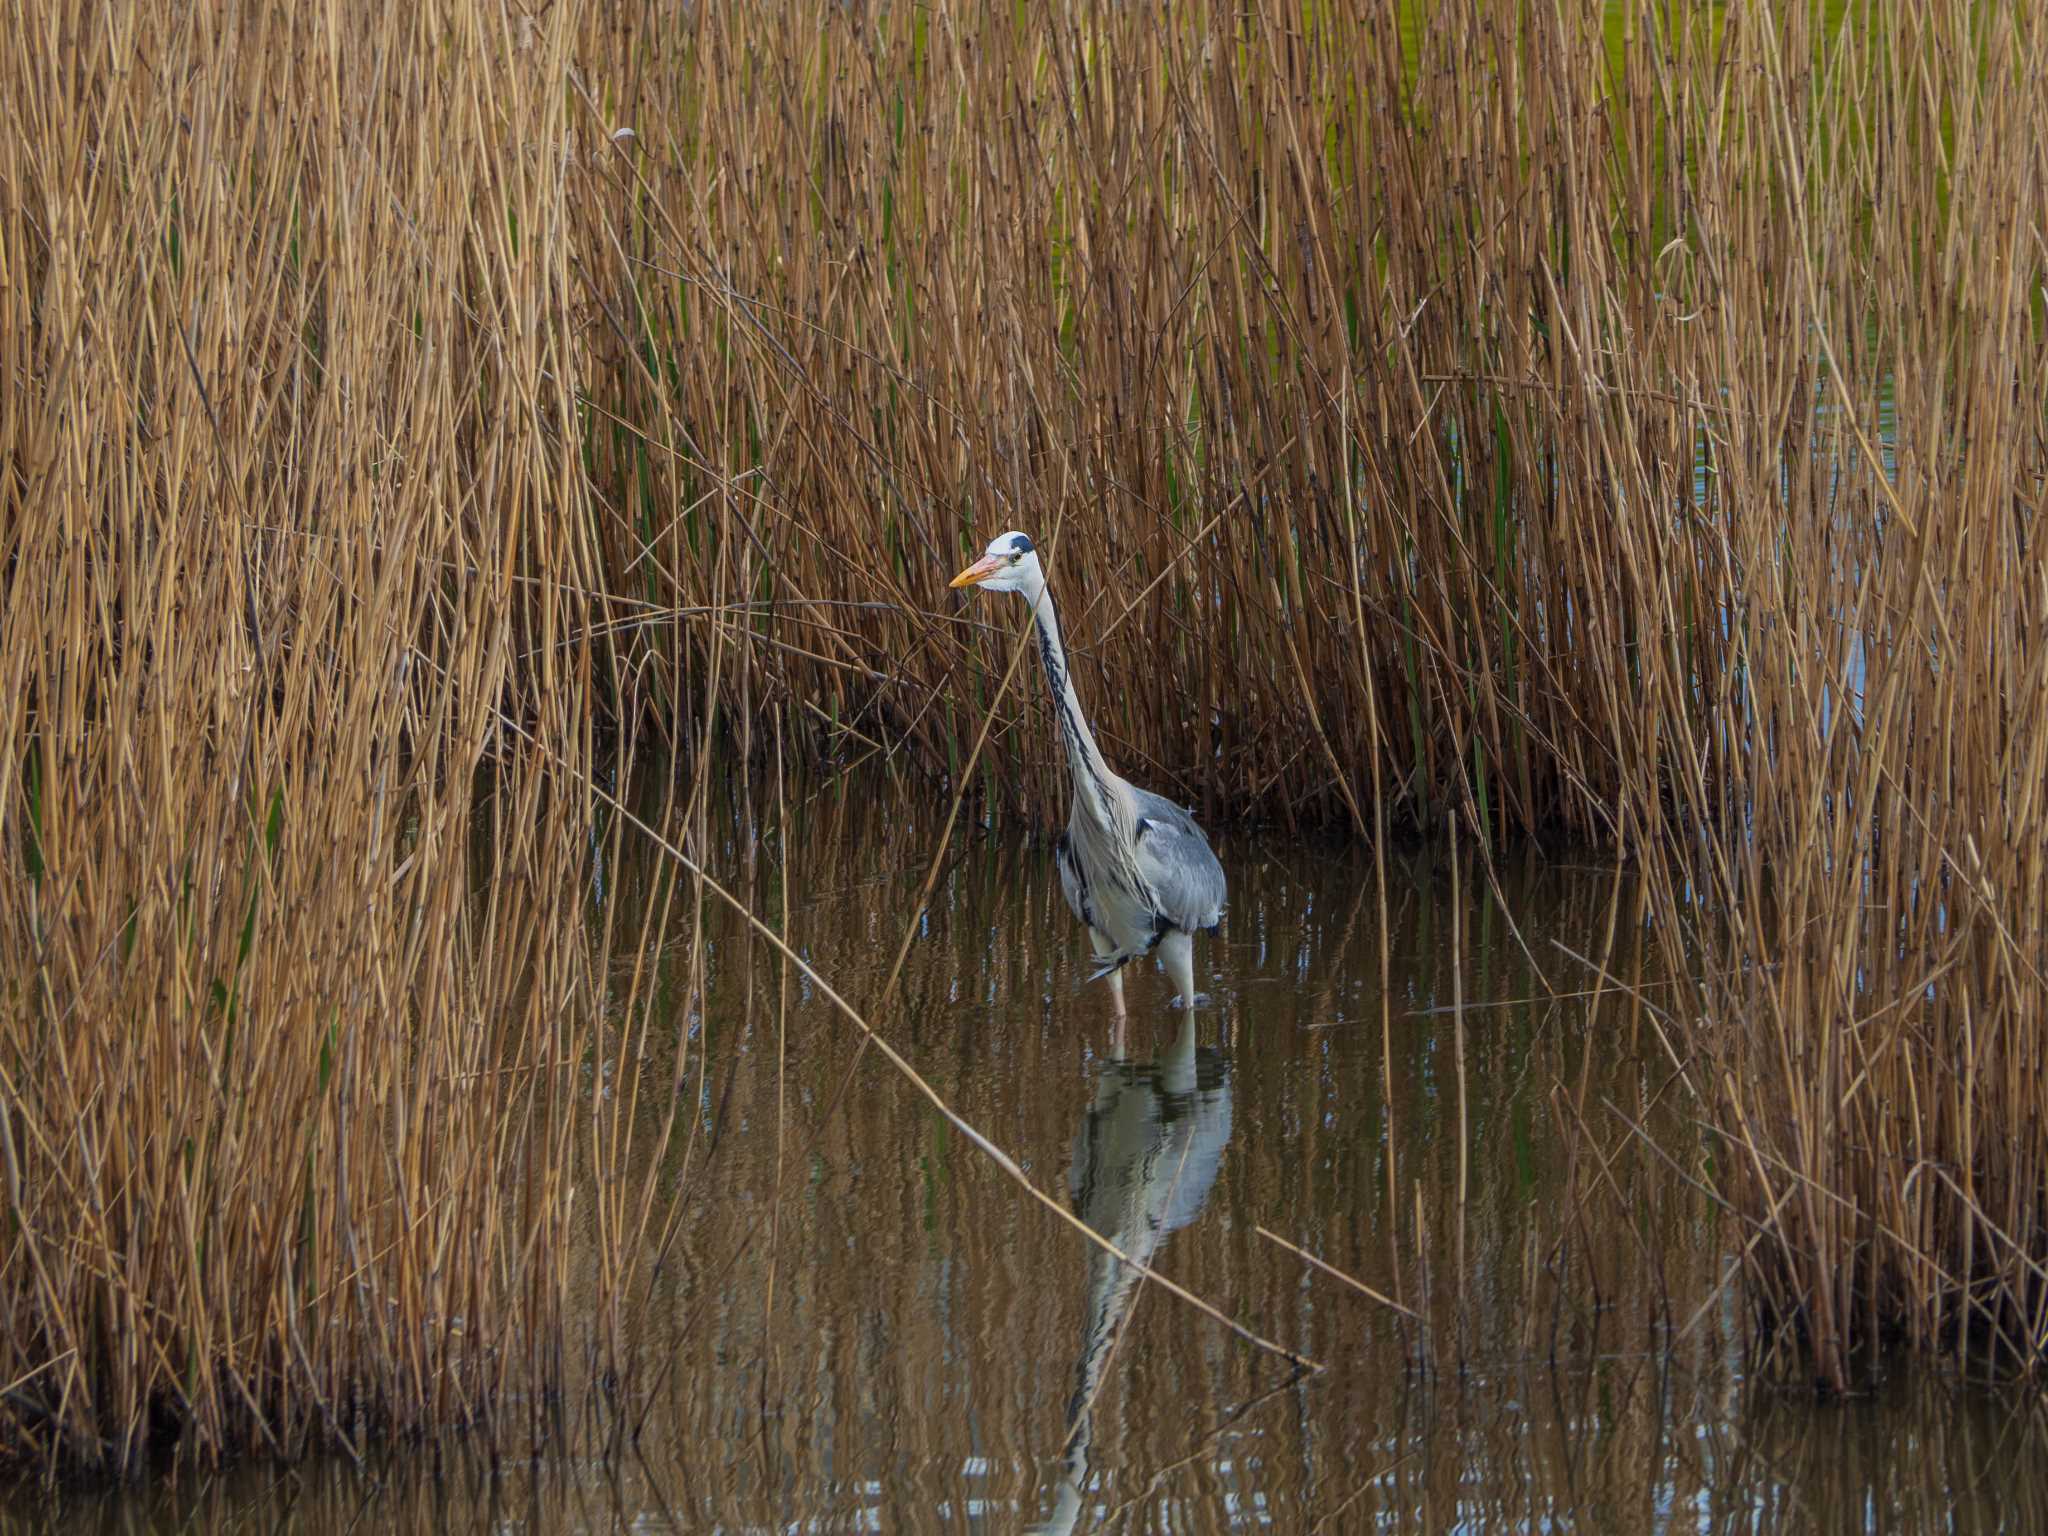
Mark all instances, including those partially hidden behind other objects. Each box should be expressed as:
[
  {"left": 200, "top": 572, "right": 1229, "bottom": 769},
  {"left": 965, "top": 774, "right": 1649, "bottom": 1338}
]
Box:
[
  {"left": 12, "top": 776, "right": 2048, "bottom": 1531},
  {"left": 11, "top": 1368, "right": 2046, "bottom": 1534},
  {"left": 1038, "top": 1016, "right": 1233, "bottom": 1534}
]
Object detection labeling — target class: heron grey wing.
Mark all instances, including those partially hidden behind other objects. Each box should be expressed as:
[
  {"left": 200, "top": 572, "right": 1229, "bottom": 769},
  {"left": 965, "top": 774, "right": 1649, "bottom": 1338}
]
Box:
[{"left": 1130, "top": 788, "right": 1226, "bottom": 933}]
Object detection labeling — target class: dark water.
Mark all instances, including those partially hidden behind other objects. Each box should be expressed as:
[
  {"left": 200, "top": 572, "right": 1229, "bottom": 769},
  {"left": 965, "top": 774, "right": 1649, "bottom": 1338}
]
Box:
[{"left": 11, "top": 781, "right": 2045, "bottom": 1532}]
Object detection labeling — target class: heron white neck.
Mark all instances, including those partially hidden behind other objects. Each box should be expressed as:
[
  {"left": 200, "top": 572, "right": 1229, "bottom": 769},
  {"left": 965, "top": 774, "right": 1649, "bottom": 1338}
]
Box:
[{"left": 1021, "top": 575, "right": 1118, "bottom": 824}]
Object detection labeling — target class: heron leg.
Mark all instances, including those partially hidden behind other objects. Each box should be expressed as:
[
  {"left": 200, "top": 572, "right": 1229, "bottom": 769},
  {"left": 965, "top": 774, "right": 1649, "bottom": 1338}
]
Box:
[
  {"left": 1159, "top": 930, "right": 1198, "bottom": 1011},
  {"left": 1089, "top": 928, "right": 1127, "bottom": 1021}
]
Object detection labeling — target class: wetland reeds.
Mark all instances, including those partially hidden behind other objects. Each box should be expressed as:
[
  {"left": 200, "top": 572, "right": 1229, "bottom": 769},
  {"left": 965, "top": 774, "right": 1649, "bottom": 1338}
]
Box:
[
  {"left": 566, "top": 0, "right": 2048, "bottom": 1390},
  {"left": 4, "top": 0, "right": 2045, "bottom": 1477},
  {"left": 0, "top": 2, "right": 699, "bottom": 1473},
  {"left": 582, "top": 0, "right": 2048, "bottom": 1387}
]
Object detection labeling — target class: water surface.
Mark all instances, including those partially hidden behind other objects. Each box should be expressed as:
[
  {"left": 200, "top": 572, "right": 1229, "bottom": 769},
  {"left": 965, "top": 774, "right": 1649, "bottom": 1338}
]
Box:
[{"left": 11, "top": 779, "right": 2041, "bottom": 1532}]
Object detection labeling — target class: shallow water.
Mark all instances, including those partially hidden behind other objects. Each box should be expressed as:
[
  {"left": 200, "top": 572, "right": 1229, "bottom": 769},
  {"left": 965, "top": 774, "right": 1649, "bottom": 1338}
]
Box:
[{"left": 12, "top": 779, "right": 2045, "bottom": 1532}]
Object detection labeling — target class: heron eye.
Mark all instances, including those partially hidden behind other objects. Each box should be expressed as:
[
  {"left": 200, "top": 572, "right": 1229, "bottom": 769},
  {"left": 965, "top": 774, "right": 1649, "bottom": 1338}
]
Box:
[{"left": 1009, "top": 553, "right": 1021, "bottom": 565}]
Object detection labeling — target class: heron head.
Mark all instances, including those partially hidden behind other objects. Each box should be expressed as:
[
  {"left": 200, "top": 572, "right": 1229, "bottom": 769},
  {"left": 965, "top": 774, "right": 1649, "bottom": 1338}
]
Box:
[{"left": 948, "top": 530, "right": 1041, "bottom": 595}]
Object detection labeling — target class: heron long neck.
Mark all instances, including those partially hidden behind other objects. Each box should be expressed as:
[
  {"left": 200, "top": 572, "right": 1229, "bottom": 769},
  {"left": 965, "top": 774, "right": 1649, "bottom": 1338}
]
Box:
[{"left": 1026, "top": 579, "right": 1118, "bottom": 825}]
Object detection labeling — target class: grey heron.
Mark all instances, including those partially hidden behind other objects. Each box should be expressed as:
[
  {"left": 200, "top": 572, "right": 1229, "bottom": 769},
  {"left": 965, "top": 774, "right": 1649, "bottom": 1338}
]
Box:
[{"left": 950, "top": 531, "right": 1226, "bottom": 1014}]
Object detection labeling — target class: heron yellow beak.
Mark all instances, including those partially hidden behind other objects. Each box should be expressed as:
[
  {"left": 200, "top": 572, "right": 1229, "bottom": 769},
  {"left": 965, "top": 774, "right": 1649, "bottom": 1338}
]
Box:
[{"left": 949, "top": 554, "right": 1005, "bottom": 589}]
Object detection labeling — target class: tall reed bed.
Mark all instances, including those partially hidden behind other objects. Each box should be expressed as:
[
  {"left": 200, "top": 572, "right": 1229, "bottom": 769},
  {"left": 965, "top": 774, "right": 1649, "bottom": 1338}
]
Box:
[
  {"left": 568, "top": 0, "right": 2046, "bottom": 1386},
  {"left": 0, "top": 4, "right": 709, "bottom": 1473},
  {"left": 4, "top": 0, "right": 2045, "bottom": 1476}
]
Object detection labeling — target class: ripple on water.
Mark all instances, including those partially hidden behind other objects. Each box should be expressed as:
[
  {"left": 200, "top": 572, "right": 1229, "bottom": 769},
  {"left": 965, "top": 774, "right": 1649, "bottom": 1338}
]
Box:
[{"left": 18, "top": 780, "right": 2043, "bottom": 1534}]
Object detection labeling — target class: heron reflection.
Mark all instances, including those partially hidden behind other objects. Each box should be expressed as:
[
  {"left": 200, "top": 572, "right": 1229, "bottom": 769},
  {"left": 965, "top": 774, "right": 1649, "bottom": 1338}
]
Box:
[{"left": 1035, "top": 1015, "right": 1234, "bottom": 1534}]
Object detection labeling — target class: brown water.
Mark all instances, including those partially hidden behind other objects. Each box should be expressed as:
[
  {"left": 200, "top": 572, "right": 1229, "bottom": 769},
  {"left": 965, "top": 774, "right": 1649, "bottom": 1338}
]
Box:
[{"left": 10, "top": 779, "right": 2045, "bottom": 1532}]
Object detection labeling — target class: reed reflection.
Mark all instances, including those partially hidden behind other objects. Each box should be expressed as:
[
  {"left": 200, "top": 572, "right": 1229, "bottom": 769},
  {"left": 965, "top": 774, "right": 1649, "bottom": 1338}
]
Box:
[{"left": 1035, "top": 1014, "right": 1234, "bottom": 1534}]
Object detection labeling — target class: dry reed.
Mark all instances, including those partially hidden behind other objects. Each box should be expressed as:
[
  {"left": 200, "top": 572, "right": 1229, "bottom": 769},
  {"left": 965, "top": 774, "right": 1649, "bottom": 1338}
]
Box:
[
  {"left": 560, "top": 0, "right": 2047, "bottom": 1391},
  {"left": 576, "top": 0, "right": 2048, "bottom": 1388},
  {"left": 0, "top": 1, "right": 702, "bottom": 1474},
  {"left": 4, "top": 0, "right": 2045, "bottom": 1477}
]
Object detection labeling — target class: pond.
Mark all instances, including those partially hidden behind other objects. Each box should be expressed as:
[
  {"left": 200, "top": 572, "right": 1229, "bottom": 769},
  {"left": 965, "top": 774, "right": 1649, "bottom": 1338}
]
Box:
[{"left": 10, "top": 777, "right": 2042, "bottom": 1533}]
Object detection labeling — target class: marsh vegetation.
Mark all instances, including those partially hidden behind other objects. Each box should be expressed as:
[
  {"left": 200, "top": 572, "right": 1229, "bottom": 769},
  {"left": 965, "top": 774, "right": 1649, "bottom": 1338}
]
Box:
[{"left": 3, "top": 0, "right": 2045, "bottom": 1488}]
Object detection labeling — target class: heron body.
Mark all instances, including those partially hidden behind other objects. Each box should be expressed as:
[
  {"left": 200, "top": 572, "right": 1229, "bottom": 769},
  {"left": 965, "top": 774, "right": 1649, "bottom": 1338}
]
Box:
[{"left": 951, "top": 531, "right": 1226, "bottom": 1013}]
